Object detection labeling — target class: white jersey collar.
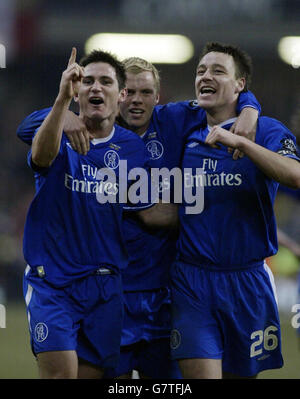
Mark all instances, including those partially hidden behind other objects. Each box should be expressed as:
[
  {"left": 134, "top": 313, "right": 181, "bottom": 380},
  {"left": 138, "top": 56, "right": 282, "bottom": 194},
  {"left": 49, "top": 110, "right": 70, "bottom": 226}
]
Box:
[
  {"left": 91, "top": 127, "right": 115, "bottom": 145},
  {"left": 208, "top": 117, "right": 238, "bottom": 132}
]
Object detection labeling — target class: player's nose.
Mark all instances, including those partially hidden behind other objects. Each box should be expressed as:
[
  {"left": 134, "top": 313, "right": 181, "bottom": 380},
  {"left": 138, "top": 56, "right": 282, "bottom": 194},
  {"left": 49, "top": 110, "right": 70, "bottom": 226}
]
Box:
[
  {"left": 132, "top": 92, "right": 143, "bottom": 103},
  {"left": 91, "top": 80, "right": 102, "bottom": 92},
  {"left": 201, "top": 69, "right": 213, "bottom": 80}
]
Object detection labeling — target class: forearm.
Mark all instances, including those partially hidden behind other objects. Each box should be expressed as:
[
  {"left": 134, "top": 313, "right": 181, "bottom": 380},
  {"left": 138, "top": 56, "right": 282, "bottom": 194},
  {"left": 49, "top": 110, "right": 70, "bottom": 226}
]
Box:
[
  {"left": 31, "top": 95, "right": 72, "bottom": 167},
  {"left": 138, "top": 203, "right": 179, "bottom": 229},
  {"left": 238, "top": 136, "right": 300, "bottom": 188},
  {"left": 232, "top": 107, "right": 258, "bottom": 136}
]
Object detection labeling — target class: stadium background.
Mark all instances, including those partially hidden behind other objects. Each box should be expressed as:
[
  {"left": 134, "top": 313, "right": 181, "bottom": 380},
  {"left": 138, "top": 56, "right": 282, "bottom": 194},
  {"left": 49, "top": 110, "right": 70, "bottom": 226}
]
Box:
[{"left": 0, "top": 0, "right": 299, "bottom": 379}]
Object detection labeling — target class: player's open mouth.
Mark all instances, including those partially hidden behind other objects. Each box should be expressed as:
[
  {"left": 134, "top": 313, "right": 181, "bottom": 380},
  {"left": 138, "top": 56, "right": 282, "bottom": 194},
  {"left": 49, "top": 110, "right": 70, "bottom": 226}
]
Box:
[
  {"left": 89, "top": 97, "right": 104, "bottom": 105},
  {"left": 129, "top": 108, "right": 144, "bottom": 114},
  {"left": 200, "top": 86, "right": 216, "bottom": 95}
]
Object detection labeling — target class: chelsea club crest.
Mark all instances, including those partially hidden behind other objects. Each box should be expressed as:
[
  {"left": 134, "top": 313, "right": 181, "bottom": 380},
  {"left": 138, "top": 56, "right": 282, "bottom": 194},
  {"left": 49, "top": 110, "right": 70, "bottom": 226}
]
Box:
[
  {"left": 104, "top": 150, "right": 120, "bottom": 169},
  {"left": 146, "top": 140, "right": 164, "bottom": 160}
]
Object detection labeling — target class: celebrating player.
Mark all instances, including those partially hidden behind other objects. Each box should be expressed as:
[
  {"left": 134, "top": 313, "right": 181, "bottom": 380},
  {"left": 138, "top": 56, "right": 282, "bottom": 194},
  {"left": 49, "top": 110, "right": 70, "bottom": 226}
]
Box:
[
  {"left": 18, "top": 57, "right": 259, "bottom": 378},
  {"left": 171, "top": 41, "right": 300, "bottom": 379},
  {"left": 21, "top": 48, "right": 177, "bottom": 379},
  {"left": 17, "top": 52, "right": 261, "bottom": 379}
]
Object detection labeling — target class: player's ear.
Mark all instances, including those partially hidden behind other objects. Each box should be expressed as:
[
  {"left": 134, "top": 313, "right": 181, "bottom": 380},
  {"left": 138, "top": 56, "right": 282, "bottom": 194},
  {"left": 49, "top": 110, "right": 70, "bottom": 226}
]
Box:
[
  {"left": 236, "top": 77, "right": 246, "bottom": 93},
  {"left": 155, "top": 92, "right": 160, "bottom": 104},
  {"left": 118, "top": 87, "right": 127, "bottom": 103}
]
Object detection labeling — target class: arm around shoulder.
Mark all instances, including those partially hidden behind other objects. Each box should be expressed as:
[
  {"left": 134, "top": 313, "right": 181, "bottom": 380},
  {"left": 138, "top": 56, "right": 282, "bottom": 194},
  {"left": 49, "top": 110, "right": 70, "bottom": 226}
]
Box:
[{"left": 17, "top": 107, "right": 52, "bottom": 145}]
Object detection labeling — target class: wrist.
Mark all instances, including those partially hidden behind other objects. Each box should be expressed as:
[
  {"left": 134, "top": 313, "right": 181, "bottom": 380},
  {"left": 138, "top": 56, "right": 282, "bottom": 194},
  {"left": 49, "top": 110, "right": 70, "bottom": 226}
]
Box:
[
  {"left": 55, "top": 93, "right": 72, "bottom": 108},
  {"left": 236, "top": 135, "right": 249, "bottom": 152}
]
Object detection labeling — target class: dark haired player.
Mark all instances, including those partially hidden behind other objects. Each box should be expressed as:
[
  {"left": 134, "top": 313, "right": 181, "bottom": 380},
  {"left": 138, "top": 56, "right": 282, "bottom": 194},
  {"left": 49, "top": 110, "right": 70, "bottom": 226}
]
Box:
[
  {"left": 21, "top": 48, "right": 176, "bottom": 379},
  {"left": 171, "top": 42, "right": 300, "bottom": 379}
]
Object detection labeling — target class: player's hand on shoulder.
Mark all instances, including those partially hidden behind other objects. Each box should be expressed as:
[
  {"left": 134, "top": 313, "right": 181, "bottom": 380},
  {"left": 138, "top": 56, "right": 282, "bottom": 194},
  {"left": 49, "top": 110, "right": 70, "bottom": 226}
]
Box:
[{"left": 64, "top": 111, "right": 93, "bottom": 155}]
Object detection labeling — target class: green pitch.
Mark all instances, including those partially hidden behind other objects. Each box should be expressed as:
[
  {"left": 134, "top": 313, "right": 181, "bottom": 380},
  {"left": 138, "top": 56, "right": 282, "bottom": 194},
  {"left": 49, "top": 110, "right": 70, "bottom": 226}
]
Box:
[
  {"left": 0, "top": 302, "right": 299, "bottom": 379},
  {"left": 0, "top": 302, "right": 38, "bottom": 379}
]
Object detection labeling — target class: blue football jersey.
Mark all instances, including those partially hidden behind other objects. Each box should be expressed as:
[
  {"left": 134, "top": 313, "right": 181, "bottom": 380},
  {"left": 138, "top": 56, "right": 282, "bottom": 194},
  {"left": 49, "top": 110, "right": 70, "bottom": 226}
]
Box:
[
  {"left": 121, "top": 91, "right": 260, "bottom": 290},
  {"left": 23, "top": 125, "right": 152, "bottom": 287},
  {"left": 122, "top": 101, "right": 201, "bottom": 290},
  {"left": 177, "top": 116, "right": 300, "bottom": 270},
  {"left": 17, "top": 91, "right": 261, "bottom": 290}
]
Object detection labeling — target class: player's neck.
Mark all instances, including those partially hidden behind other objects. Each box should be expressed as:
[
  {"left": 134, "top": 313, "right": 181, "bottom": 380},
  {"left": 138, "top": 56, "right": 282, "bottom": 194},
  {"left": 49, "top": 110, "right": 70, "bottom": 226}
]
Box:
[
  {"left": 206, "top": 104, "right": 237, "bottom": 127},
  {"left": 83, "top": 115, "right": 115, "bottom": 139},
  {"left": 131, "top": 124, "right": 149, "bottom": 137}
]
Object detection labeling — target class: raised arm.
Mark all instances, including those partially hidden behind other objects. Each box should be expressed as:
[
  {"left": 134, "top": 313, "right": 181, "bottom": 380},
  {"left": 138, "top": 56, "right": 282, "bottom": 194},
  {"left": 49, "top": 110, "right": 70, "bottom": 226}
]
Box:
[{"left": 31, "top": 48, "right": 84, "bottom": 168}]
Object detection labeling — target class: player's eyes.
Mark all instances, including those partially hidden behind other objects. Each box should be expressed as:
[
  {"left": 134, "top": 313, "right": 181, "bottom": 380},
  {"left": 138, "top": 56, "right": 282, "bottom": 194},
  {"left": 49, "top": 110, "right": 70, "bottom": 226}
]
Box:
[
  {"left": 82, "top": 78, "right": 93, "bottom": 85},
  {"left": 214, "top": 69, "right": 225, "bottom": 74},
  {"left": 102, "top": 79, "right": 113, "bottom": 85}
]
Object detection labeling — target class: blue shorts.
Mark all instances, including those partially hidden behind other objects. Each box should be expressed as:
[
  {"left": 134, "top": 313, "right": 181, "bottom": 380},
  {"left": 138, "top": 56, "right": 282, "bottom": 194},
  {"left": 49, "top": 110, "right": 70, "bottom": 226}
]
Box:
[
  {"left": 121, "top": 288, "right": 172, "bottom": 346},
  {"left": 170, "top": 260, "right": 283, "bottom": 377},
  {"left": 104, "top": 338, "right": 182, "bottom": 378},
  {"left": 104, "top": 288, "right": 181, "bottom": 378},
  {"left": 23, "top": 265, "right": 123, "bottom": 369}
]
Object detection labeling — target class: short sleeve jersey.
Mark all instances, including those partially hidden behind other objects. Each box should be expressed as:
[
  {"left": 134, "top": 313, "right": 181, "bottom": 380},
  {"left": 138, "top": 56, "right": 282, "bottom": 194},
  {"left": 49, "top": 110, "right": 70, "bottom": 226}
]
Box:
[
  {"left": 23, "top": 125, "right": 152, "bottom": 287},
  {"left": 177, "top": 116, "right": 300, "bottom": 270}
]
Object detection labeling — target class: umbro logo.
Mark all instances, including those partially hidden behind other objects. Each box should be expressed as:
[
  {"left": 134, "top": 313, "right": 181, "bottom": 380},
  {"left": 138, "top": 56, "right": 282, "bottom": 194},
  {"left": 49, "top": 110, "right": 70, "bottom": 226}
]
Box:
[{"left": 187, "top": 142, "right": 199, "bottom": 148}]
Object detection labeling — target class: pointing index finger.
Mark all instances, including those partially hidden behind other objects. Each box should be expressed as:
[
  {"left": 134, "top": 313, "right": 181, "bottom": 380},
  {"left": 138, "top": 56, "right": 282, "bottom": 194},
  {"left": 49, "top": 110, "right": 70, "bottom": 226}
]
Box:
[{"left": 68, "top": 47, "right": 77, "bottom": 67}]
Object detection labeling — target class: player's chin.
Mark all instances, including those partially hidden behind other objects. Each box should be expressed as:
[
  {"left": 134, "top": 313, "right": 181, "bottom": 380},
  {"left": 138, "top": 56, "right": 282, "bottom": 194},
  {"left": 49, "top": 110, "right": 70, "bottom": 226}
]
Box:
[
  {"left": 128, "top": 116, "right": 145, "bottom": 128},
  {"left": 197, "top": 99, "right": 216, "bottom": 111},
  {"left": 88, "top": 111, "right": 106, "bottom": 123}
]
